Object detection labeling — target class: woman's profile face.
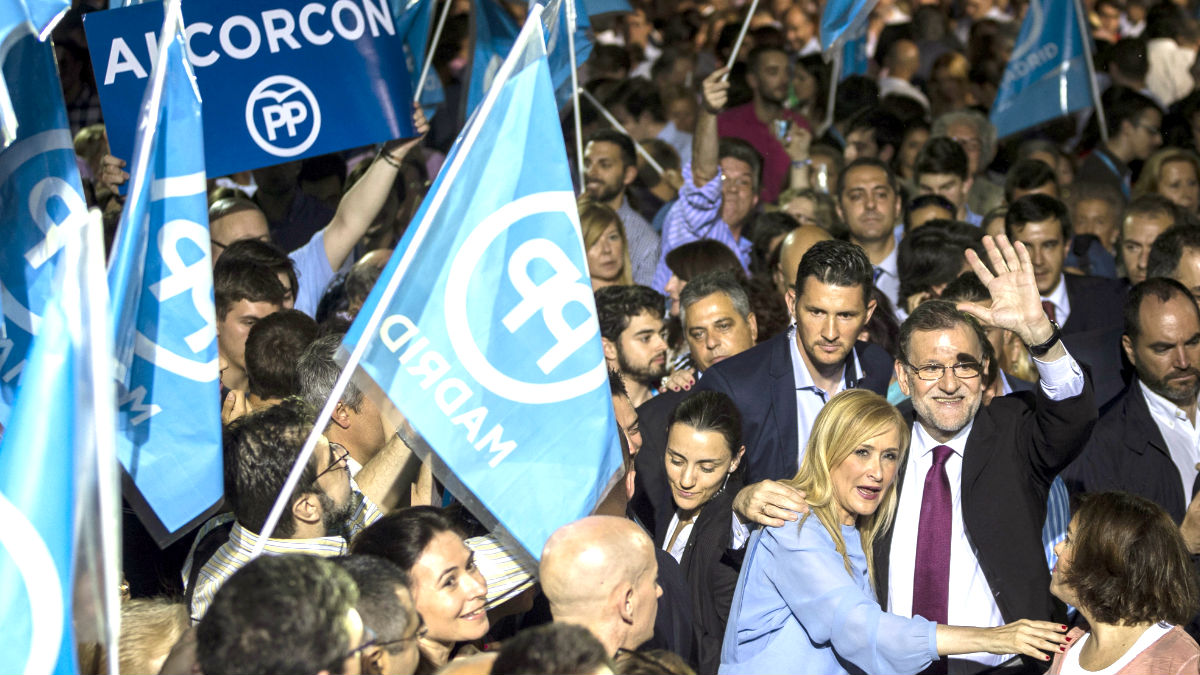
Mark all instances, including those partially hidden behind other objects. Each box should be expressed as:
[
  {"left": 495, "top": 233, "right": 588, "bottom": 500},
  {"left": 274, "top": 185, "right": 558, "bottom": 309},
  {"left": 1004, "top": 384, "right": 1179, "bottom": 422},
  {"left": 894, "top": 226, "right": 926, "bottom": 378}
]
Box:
[
  {"left": 586, "top": 223, "right": 625, "bottom": 284},
  {"left": 829, "top": 426, "right": 902, "bottom": 525},
  {"left": 1050, "top": 516, "right": 1078, "bottom": 606},
  {"left": 410, "top": 531, "right": 490, "bottom": 646},
  {"left": 1159, "top": 159, "right": 1200, "bottom": 213},
  {"left": 665, "top": 423, "right": 742, "bottom": 518}
]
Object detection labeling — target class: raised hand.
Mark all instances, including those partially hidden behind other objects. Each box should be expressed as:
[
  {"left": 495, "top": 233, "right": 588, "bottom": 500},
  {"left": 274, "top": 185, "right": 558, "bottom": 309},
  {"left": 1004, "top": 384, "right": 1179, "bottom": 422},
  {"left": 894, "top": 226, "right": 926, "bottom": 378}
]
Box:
[
  {"left": 959, "top": 234, "right": 1056, "bottom": 347},
  {"left": 700, "top": 67, "right": 731, "bottom": 115}
]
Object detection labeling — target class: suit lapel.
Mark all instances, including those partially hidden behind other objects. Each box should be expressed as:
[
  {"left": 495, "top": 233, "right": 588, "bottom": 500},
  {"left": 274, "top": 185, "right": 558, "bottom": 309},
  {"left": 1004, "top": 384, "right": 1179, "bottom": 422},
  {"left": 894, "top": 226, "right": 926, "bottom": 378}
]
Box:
[
  {"left": 961, "top": 405, "right": 996, "bottom": 494},
  {"left": 771, "top": 333, "right": 800, "bottom": 476}
]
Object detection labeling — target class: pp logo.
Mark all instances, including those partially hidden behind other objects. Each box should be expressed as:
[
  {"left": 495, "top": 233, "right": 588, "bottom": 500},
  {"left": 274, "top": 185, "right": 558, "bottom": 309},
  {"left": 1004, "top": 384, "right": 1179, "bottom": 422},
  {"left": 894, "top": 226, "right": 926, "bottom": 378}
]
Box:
[
  {"left": 245, "top": 75, "right": 321, "bottom": 158},
  {"left": 444, "top": 191, "right": 607, "bottom": 405}
]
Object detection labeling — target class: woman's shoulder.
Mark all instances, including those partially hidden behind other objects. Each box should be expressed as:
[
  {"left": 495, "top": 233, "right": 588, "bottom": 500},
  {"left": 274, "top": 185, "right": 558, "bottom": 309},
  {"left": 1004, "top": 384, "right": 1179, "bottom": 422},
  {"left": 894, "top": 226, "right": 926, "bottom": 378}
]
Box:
[
  {"left": 759, "top": 512, "right": 850, "bottom": 552},
  {"left": 1125, "top": 625, "right": 1200, "bottom": 675}
]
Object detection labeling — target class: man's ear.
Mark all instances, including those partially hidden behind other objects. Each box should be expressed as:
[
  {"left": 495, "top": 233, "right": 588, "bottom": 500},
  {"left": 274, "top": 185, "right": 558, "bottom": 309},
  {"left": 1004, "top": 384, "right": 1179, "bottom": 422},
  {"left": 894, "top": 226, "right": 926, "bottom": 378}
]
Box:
[
  {"left": 292, "top": 493, "right": 322, "bottom": 526},
  {"left": 623, "top": 164, "right": 638, "bottom": 188},
  {"left": 747, "top": 312, "right": 759, "bottom": 342},
  {"left": 331, "top": 401, "right": 352, "bottom": 430},
  {"left": 894, "top": 359, "right": 911, "bottom": 397},
  {"left": 1121, "top": 334, "right": 1136, "bottom": 366},
  {"left": 879, "top": 144, "right": 895, "bottom": 165},
  {"left": 619, "top": 582, "right": 637, "bottom": 624},
  {"left": 603, "top": 337, "right": 619, "bottom": 363},
  {"left": 361, "top": 646, "right": 386, "bottom": 675}
]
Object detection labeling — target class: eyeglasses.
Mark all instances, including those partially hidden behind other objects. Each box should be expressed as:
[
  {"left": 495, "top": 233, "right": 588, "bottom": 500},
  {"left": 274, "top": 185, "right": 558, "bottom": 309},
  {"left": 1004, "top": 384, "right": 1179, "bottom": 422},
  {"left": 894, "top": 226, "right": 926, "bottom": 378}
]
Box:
[
  {"left": 904, "top": 361, "right": 984, "bottom": 381},
  {"left": 343, "top": 621, "right": 428, "bottom": 661},
  {"left": 314, "top": 442, "right": 351, "bottom": 481}
]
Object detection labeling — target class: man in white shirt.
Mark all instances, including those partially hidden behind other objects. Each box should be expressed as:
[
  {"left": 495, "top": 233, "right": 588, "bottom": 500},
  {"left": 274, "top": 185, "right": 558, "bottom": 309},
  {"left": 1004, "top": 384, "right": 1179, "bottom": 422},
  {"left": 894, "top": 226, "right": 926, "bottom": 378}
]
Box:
[{"left": 879, "top": 234, "right": 1096, "bottom": 673}]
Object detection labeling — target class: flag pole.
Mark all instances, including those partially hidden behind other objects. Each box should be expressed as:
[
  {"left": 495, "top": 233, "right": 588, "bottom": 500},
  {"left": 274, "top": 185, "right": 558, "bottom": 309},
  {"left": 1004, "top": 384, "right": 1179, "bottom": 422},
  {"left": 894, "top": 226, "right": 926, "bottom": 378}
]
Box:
[
  {"left": 578, "top": 87, "right": 665, "bottom": 175},
  {"left": 723, "top": 0, "right": 760, "bottom": 78},
  {"left": 1073, "top": 0, "right": 1107, "bottom": 143},
  {"left": 415, "top": 0, "right": 454, "bottom": 103},
  {"left": 821, "top": 48, "right": 841, "bottom": 136},
  {"left": 251, "top": 5, "right": 551, "bottom": 558},
  {"left": 566, "top": 0, "right": 585, "bottom": 187}
]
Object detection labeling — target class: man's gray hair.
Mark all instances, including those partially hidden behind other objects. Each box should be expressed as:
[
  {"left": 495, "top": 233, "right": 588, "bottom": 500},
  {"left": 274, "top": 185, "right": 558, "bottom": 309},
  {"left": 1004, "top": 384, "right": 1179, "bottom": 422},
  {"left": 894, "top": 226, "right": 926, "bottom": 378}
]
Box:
[
  {"left": 680, "top": 271, "right": 752, "bottom": 323},
  {"left": 297, "top": 333, "right": 363, "bottom": 414},
  {"left": 932, "top": 110, "right": 997, "bottom": 169}
]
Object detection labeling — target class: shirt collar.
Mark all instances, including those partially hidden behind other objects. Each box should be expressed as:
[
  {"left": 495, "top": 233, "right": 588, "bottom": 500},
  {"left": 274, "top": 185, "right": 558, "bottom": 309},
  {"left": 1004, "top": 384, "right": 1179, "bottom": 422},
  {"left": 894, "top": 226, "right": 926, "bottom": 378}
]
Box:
[
  {"left": 876, "top": 239, "right": 899, "bottom": 278},
  {"left": 228, "top": 521, "right": 349, "bottom": 555},
  {"left": 911, "top": 415, "right": 973, "bottom": 459},
  {"left": 787, "top": 324, "right": 865, "bottom": 393},
  {"left": 1139, "top": 380, "right": 1197, "bottom": 425},
  {"left": 1042, "top": 273, "right": 1070, "bottom": 317}
]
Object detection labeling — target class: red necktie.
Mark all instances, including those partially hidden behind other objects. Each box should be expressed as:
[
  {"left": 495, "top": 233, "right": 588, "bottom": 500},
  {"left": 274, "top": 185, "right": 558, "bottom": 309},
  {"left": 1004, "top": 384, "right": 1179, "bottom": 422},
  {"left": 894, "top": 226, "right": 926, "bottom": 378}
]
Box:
[
  {"left": 913, "top": 445, "right": 954, "bottom": 674},
  {"left": 1041, "top": 300, "right": 1057, "bottom": 324}
]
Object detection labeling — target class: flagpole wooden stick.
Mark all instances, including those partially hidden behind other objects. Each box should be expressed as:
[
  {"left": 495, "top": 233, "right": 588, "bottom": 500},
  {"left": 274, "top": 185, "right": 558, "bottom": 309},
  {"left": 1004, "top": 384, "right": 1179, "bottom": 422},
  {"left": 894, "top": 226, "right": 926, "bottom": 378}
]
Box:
[
  {"left": 723, "top": 0, "right": 760, "bottom": 80},
  {"left": 1073, "top": 0, "right": 1107, "bottom": 143},
  {"left": 415, "top": 0, "right": 454, "bottom": 103},
  {"left": 251, "top": 5, "right": 551, "bottom": 559},
  {"left": 567, "top": 0, "right": 585, "bottom": 187},
  {"left": 821, "top": 48, "right": 841, "bottom": 137},
  {"left": 578, "top": 87, "right": 665, "bottom": 175}
]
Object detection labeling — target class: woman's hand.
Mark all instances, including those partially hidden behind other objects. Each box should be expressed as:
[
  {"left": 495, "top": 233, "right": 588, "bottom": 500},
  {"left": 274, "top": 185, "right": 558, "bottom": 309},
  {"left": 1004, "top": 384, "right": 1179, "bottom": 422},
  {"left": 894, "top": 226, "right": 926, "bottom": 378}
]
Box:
[
  {"left": 981, "top": 620, "right": 1069, "bottom": 661},
  {"left": 660, "top": 367, "right": 696, "bottom": 392}
]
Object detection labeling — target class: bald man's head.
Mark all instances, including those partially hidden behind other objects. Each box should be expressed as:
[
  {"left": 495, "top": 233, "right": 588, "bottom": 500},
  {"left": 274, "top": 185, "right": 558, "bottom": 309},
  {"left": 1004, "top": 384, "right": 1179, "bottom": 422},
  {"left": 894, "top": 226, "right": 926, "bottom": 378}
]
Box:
[
  {"left": 884, "top": 40, "right": 920, "bottom": 80},
  {"left": 540, "top": 516, "right": 660, "bottom": 655},
  {"left": 774, "top": 225, "right": 834, "bottom": 299}
]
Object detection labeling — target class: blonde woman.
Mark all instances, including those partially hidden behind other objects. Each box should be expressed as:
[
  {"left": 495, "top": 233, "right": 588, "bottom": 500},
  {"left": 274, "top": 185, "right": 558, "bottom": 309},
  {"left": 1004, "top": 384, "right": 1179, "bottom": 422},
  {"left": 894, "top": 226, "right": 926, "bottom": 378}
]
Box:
[
  {"left": 580, "top": 200, "right": 633, "bottom": 290},
  {"left": 1133, "top": 148, "right": 1200, "bottom": 215},
  {"left": 719, "top": 389, "right": 1069, "bottom": 674}
]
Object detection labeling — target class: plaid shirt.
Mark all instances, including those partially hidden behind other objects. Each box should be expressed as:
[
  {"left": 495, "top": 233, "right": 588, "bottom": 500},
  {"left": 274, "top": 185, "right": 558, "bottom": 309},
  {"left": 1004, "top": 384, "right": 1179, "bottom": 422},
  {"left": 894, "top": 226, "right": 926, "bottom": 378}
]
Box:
[
  {"left": 617, "top": 197, "right": 660, "bottom": 287},
  {"left": 653, "top": 162, "right": 753, "bottom": 293}
]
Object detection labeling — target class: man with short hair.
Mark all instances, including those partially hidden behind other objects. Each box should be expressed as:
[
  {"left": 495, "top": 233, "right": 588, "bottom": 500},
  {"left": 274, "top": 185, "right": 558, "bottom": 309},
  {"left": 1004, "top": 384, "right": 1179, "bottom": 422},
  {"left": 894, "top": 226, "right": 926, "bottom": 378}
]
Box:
[
  {"left": 1005, "top": 194, "right": 1126, "bottom": 335},
  {"left": 771, "top": 225, "right": 833, "bottom": 300},
  {"left": 540, "top": 516, "right": 662, "bottom": 657},
  {"left": 932, "top": 110, "right": 1004, "bottom": 216},
  {"left": 584, "top": 129, "right": 661, "bottom": 286},
  {"left": 1065, "top": 278, "right": 1200, "bottom": 555},
  {"left": 243, "top": 309, "right": 320, "bottom": 410},
  {"left": 632, "top": 272, "right": 758, "bottom": 534},
  {"left": 1003, "top": 159, "right": 1059, "bottom": 204},
  {"left": 905, "top": 194, "right": 956, "bottom": 234},
  {"left": 298, "top": 334, "right": 391, "bottom": 476},
  {"left": 188, "top": 398, "right": 406, "bottom": 619},
  {"left": 1076, "top": 87, "right": 1163, "bottom": 199},
  {"left": 879, "top": 39, "right": 930, "bottom": 111},
  {"left": 608, "top": 77, "right": 692, "bottom": 165},
  {"left": 1120, "top": 193, "right": 1179, "bottom": 284},
  {"left": 914, "top": 137, "right": 981, "bottom": 225},
  {"left": 596, "top": 285, "right": 670, "bottom": 407},
  {"left": 717, "top": 44, "right": 813, "bottom": 203},
  {"left": 879, "top": 235, "right": 1095, "bottom": 672},
  {"left": 215, "top": 257, "right": 288, "bottom": 392},
  {"left": 334, "top": 555, "right": 422, "bottom": 675},
  {"left": 196, "top": 555, "right": 363, "bottom": 675},
  {"left": 842, "top": 107, "right": 904, "bottom": 165},
  {"left": 699, "top": 240, "right": 892, "bottom": 528},
  {"left": 784, "top": 5, "right": 819, "bottom": 55},
  {"left": 1148, "top": 224, "right": 1200, "bottom": 303},
  {"left": 1070, "top": 181, "right": 1126, "bottom": 256},
  {"left": 837, "top": 157, "right": 904, "bottom": 309},
  {"left": 656, "top": 68, "right": 765, "bottom": 292}
]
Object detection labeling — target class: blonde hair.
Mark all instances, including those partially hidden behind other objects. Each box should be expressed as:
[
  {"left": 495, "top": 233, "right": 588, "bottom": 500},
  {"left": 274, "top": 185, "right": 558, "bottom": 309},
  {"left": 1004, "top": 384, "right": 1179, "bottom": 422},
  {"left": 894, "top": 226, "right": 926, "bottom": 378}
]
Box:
[
  {"left": 1133, "top": 148, "right": 1200, "bottom": 206},
  {"left": 784, "top": 389, "right": 909, "bottom": 590},
  {"left": 578, "top": 199, "right": 633, "bottom": 286},
  {"left": 118, "top": 598, "right": 189, "bottom": 675}
]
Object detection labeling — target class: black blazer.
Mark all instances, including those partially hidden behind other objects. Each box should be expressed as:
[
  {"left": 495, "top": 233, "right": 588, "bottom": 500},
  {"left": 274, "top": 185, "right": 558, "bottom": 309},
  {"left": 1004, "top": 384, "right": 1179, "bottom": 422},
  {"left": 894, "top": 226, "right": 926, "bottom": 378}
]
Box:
[
  {"left": 697, "top": 332, "right": 893, "bottom": 485},
  {"left": 653, "top": 474, "right": 744, "bottom": 675},
  {"left": 873, "top": 373, "right": 1097, "bottom": 631},
  {"left": 1064, "top": 382, "right": 1189, "bottom": 523},
  {"left": 632, "top": 388, "right": 695, "bottom": 538},
  {"left": 1061, "top": 274, "right": 1127, "bottom": 335}
]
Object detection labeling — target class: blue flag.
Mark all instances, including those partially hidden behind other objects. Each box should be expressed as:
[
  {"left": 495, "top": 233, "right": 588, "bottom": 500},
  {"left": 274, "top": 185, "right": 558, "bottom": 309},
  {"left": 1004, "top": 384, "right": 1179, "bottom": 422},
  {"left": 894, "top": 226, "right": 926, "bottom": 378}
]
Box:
[
  {"left": 0, "top": 107, "right": 103, "bottom": 675},
  {"left": 990, "top": 0, "right": 1094, "bottom": 138},
  {"left": 393, "top": 0, "right": 445, "bottom": 119},
  {"left": 538, "top": 0, "right": 592, "bottom": 108},
  {"left": 106, "top": 0, "right": 222, "bottom": 544},
  {"left": 820, "top": 0, "right": 878, "bottom": 52},
  {"left": 0, "top": 28, "right": 90, "bottom": 427},
  {"left": 465, "top": 0, "right": 520, "bottom": 120},
  {"left": 580, "top": 0, "right": 629, "bottom": 15},
  {"left": 841, "top": 27, "right": 869, "bottom": 79},
  {"left": 346, "top": 5, "right": 623, "bottom": 560}
]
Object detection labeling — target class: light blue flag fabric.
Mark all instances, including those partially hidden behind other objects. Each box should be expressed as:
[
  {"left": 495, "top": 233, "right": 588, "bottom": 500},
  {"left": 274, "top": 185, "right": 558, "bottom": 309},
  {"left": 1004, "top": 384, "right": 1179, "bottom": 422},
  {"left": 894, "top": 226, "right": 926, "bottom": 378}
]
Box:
[
  {"left": 465, "top": 0, "right": 520, "bottom": 120},
  {"left": 393, "top": 0, "right": 445, "bottom": 119},
  {"left": 106, "top": 0, "right": 221, "bottom": 544},
  {"left": 820, "top": 0, "right": 879, "bottom": 52},
  {"left": 0, "top": 108, "right": 96, "bottom": 675},
  {"left": 841, "top": 27, "right": 869, "bottom": 78},
  {"left": 990, "top": 0, "right": 1094, "bottom": 138},
  {"left": 0, "top": 28, "right": 90, "bottom": 428},
  {"left": 345, "top": 7, "right": 623, "bottom": 560},
  {"left": 580, "top": 0, "right": 629, "bottom": 15},
  {"left": 537, "top": 0, "right": 593, "bottom": 108}
]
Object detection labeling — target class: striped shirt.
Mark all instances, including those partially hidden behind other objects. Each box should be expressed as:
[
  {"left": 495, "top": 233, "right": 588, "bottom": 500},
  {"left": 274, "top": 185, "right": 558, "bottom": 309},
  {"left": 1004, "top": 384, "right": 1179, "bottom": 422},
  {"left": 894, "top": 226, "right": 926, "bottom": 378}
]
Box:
[
  {"left": 466, "top": 534, "right": 537, "bottom": 607},
  {"left": 653, "top": 163, "right": 754, "bottom": 293},
  {"left": 618, "top": 198, "right": 661, "bottom": 288},
  {"left": 188, "top": 488, "right": 381, "bottom": 621}
]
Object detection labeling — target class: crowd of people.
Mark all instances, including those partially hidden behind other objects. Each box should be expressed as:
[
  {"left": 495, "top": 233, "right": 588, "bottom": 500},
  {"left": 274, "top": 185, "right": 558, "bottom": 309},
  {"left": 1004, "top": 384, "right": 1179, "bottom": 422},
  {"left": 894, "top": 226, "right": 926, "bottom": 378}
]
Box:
[{"left": 43, "top": 0, "right": 1200, "bottom": 672}]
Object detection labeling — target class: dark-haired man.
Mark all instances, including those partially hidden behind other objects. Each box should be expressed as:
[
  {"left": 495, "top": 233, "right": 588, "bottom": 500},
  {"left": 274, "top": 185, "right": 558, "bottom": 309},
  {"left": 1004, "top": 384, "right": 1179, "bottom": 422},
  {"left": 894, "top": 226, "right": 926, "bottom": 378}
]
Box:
[
  {"left": 243, "top": 309, "right": 320, "bottom": 410},
  {"left": 1076, "top": 87, "right": 1162, "bottom": 199},
  {"left": 334, "top": 555, "right": 422, "bottom": 675},
  {"left": 584, "top": 129, "right": 660, "bottom": 286},
  {"left": 700, "top": 240, "right": 892, "bottom": 529},
  {"left": 214, "top": 256, "right": 288, "bottom": 392},
  {"left": 596, "top": 285, "right": 670, "bottom": 407},
  {"left": 838, "top": 157, "right": 904, "bottom": 310},
  {"left": 1121, "top": 194, "right": 1179, "bottom": 285},
  {"left": 914, "top": 137, "right": 981, "bottom": 225},
  {"left": 1147, "top": 224, "right": 1200, "bottom": 305},
  {"left": 1005, "top": 194, "right": 1126, "bottom": 336}
]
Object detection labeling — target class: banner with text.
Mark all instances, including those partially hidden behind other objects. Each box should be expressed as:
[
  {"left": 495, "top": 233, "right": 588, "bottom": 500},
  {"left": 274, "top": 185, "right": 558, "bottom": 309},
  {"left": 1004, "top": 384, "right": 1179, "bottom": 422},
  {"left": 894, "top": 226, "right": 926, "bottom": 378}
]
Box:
[{"left": 84, "top": 0, "right": 416, "bottom": 177}]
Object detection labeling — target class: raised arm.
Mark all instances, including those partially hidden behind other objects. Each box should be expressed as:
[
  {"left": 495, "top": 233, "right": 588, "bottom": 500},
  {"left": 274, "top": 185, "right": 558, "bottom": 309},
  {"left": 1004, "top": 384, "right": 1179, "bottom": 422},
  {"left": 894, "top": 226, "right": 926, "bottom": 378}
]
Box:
[
  {"left": 693, "top": 67, "right": 728, "bottom": 186},
  {"left": 320, "top": 105, "right": 429, "bottom": 270}
]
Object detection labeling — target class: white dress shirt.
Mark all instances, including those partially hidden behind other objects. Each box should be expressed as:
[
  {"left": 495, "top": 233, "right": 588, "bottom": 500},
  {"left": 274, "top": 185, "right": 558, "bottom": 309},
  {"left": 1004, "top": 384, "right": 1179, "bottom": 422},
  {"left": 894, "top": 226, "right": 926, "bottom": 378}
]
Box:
[
  {"left": 1139, "top": 381, "right": 1200, "bottom": 502},
  {"left": 663, "top": 512, "right": 693, "bottom": 563},
  {"left": 1040, "top": 273, "right": 1072, "bottom": 327},
  {"left": 888, "top": 351, "right": 1085, "bottom": 668},
  {"left": 874, "top": 240, "right": 901, "bottom": 311}
]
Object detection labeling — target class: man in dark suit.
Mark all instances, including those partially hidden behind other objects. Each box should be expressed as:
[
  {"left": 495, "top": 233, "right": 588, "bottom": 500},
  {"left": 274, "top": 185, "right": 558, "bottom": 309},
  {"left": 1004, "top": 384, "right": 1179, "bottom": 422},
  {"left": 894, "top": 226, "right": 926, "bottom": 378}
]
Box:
[
  {"left": 874, "top": 234, "right": 1097, "bottom": 674},
  {"left": 1065, "top": 278, "right": 1200, "bottom": 537},
  {"left": 1005, "top": 194, "right": 1126, "bottom": 336},
  {"left": 699, "top": 240, "right": 893, "bottom": 529},
  {"left": 632, "top": 271, "right": 758, "bottom": 536}
]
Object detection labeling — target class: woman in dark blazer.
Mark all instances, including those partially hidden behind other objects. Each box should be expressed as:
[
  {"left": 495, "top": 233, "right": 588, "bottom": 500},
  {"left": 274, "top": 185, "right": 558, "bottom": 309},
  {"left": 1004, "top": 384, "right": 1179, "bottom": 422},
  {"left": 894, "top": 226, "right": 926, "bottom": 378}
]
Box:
[{"left": 653, "top": 391, "right": 746, "bottom": 675}]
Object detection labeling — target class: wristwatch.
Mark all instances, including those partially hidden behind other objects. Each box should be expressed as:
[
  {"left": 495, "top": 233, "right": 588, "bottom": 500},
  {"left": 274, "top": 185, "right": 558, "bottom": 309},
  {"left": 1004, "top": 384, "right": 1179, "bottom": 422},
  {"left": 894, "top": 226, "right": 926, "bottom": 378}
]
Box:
[{"left": 1027, "top": 320, "right": 1062, "bottom": 358}]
